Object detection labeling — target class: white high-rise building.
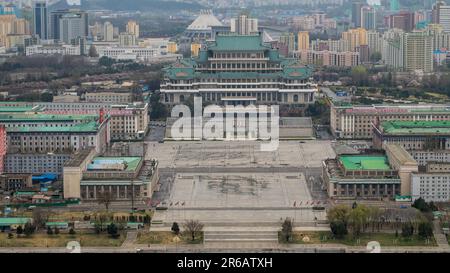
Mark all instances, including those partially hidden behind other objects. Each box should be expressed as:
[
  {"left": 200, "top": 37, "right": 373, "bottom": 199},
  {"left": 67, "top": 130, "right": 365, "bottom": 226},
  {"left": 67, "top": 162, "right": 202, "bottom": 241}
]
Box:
[
  {"left": 230, "top": 13, "right": 258, "bottom": 35},
  {"left": 103, "top": 21, "right": 114, "bottom": 41},
  {"left": 382, "top": 28, "right": 405, "bottom": 69},
  {"left": 432, "top": 1, "right": 450, "bottom": 33}
]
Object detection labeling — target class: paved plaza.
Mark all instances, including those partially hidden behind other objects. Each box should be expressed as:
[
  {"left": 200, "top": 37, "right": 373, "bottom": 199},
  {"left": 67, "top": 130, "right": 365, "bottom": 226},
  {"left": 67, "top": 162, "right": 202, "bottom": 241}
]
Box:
[
  {"left": 147, "top": 140, "right": 335, "bottom": 227},
  {"left": 146, "top": 140, "right": 335, "bottom": 169}
]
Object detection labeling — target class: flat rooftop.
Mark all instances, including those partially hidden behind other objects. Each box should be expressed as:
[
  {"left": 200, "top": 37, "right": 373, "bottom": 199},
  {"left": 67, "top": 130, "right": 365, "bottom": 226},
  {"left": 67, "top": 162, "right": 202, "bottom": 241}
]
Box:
[
  {"left": 6, "top": 121, "right": 100, "bottom": 133},
  {"left": 339, "top": 155, "right": 391, "bottom": 171},
  {"left": 381, "top": 120, "right": 450, "bottom": 135},
  {"left": 87, "top": 157, "right": 142, "bottom": 172},
  {"left": 0, "top": 106, "right": 41, "bottom": 113},
  {"left": 65, "top": 149, "right": 94, "bottom": 167},
  {"left": 0, "top": 113, "right": 97, "bottom": 122}
]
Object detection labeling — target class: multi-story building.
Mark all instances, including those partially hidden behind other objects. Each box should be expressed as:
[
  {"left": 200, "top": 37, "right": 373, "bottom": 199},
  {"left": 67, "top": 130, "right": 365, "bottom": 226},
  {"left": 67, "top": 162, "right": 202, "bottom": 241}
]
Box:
[
  {"left": 126, "top": 20, "right": 139, "bottom": 38},
  {"left": 382, "top": 28, "right": 405, "bottom": 69},
  {"left": 6, "top": 117, "right": 110, "bottom": 154},
  {"left": 50, "top": 9, "right": 88, "bottom": 43},
  {"left": 352, "top": 1, "right": 365, "bottom": 28},
  {"left": 230, "top": 13, "right": 258, "bottom": 35},
  {"left": 323, "top": 154, "right": 402, "bottom": 199},
  {"left": 25, "top": 44, "right": 81, "bottom": 56},
  {"left": 411, "top": 162, "right": 450, "bottom": 202},
  {"left": 160, "top": 33, "right": 317, "bottom": 106},
  {"left": 96, "top": 45, "right": 165, "bottom": 61},
  {"left": 361, "top": 6, "right": 376, "bottom": 30},
  {"left": 85, "top": 91, "right": 133, "bottom": 104},
  {"left": 63, "top": 149, "right": 159, "bottom": 201},
  {"left": 0, "top": 13, "right": 30, "bottom": 47},
  {"left": 341, "top": 28, "right": 367, "bottom": 51},
  {"left": 330, "top": 103, "right": 450, "bottom": 139},
  {"left": 373, "top": 120, "right": 450, "bottom": 150},
  {"left": 297, "top": 31, "right": 309, "bottom": 51},
  {"left": 4, "top": 153, "right": 71, "bottom": 176},
  {"left": 409, "top": 150, "right": 450, "bottom": 166},
  {"left": 0, "top": 113, "right": 98, "bottom": 128},
  {"left": 432, "top": 0, "right": 450, "bottom": 33},
  {"left": 279, "top": 32, "right": 296, "bottom": 55},
  {"left": 59, "top": 11, "right": 88, "bottom": 44},
  {"left": 403, "top": 31, "right": 434, "bottom": 73},
  {"left": 32, "top": 0, "right": 47, "bottom": 39},
  {"left": 297, "top": 50, "right": 360, "bottom": 67},
  {"left": 103, "top": 21, "right": 114, "bottom": 41},
  {"left": 387, "top": 11, "right": 415, "bottom": 32},
  {"left": 119, "top": 32, "right": 138, "bottom": 47},
  {"left": 367, "top": 30, "right": 382, "bottom": 56}
]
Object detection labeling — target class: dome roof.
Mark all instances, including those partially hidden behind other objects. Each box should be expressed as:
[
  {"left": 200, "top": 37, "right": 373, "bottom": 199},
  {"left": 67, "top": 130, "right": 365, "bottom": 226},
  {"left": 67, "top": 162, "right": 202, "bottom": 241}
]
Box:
[{"left": 187, "top": 9, "right": 223, "bottom": 31}]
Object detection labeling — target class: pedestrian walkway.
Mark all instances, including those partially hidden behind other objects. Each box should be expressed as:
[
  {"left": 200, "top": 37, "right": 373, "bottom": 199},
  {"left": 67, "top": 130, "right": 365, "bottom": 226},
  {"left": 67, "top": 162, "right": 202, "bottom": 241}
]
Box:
[
  {"left": 121, "top": 231, "right": 138, "bottom": 247},
  {"left": 433, "top": 220, "right": 450, "bottom": 250}
]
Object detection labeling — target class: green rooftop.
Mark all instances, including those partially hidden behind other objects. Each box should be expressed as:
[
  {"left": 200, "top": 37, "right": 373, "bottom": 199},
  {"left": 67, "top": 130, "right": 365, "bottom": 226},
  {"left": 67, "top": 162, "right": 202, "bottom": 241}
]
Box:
[
  {"left": 0, "top": 217, "right": 32, "bottom": 226},
  {"left": 339, "top": 155, "right": 391, "bottom": 170},
  {"left": 88, "top": 157, "right": 142, "bottom": 172},
  {"left": 0, "top": 113, "right": 97, "bottom": 122},
  {"left": 0, "top": 106, "right": 40, "bottom": 113},
  {"left": 381, "top": 120, "right": 450, "bottom": 135},
  {"left": 6, "top": 121, "right": 100, "bottom": 133}
]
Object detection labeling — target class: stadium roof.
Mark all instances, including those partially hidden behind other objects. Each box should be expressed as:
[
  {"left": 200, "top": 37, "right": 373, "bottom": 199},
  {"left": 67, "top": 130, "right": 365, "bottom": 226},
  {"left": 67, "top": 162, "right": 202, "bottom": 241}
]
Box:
[
  {"left": 339, "top": 155, "right": 391, "bottom": 170},
  {"left": 381, "top": 120, "right": 450, "bottom": 135},
  {"left": 186, "top": 10, "right": 222, "bottom": 30}
]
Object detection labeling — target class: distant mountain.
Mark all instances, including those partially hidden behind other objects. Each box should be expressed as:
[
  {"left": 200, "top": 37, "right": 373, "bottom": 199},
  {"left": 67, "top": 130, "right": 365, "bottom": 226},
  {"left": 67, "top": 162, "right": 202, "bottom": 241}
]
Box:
[{"left": 50, "top": 0, "right": 204, "bottom": 11}]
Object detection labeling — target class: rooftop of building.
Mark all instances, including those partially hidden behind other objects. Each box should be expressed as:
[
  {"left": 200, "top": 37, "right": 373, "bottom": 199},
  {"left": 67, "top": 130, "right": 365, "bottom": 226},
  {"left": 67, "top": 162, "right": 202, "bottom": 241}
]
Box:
[
  {"left": 87, "top": 157, "right": 142, "bottom": 172},
  {"left": 333, "top": 102, "right": 450, "bottom": 113},
  {"left": 0, "top": 217, "right": 32, "bottom": 226},
  {"left": 339, "top": 155, "right": 391, "bottom": 171},
  {"left": 381, "top": 120, "right": 450, "bottom": 135},
  {"left": 0, "top": 113, "right": 97, "bottom": 122},
  {"left": 64, "top": 149, "right": 95, "bottom": 167},
  {"left": 384, "top": 144, "right": 417, "bottom": 165},
  {"left": 186, "top": 9, "right": 223, "bottom": 31},
  {"left": 6, "top": 121, "right": 101, "bottom": 133},
  {"left": 0, "top": 105, "right": 42, "bottom": 113}
]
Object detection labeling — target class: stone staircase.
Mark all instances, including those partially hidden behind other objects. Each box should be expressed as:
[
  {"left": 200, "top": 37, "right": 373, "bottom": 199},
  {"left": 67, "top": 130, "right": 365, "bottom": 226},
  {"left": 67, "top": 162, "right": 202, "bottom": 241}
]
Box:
[{"left": 204, "top": 229, "right": 279, "bottom": 244}]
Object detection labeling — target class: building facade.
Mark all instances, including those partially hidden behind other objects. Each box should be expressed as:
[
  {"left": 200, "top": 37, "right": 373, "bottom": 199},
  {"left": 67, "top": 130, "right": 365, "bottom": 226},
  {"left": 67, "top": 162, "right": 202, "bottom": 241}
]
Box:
[
  {"left": 161, "top": 34, "right": 317, "bottom": 106},
  {"left": 330, "top": 103, "right": 450, "bottom": 139}
]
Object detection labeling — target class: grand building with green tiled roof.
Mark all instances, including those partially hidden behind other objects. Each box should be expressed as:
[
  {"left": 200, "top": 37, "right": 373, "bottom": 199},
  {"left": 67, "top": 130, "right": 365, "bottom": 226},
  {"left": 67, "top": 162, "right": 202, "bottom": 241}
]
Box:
[
  {"left": 161, "top": 33, "right": 317, "bottom": 106},
  {"left": 373, "top": 120, "right": 450, "bottom": 150}
]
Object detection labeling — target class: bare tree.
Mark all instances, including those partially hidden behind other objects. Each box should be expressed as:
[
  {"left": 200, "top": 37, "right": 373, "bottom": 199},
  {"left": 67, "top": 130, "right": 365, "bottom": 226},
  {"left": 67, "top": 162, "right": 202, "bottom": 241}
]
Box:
[
  {"left": 32, "top": 208, "right": 52, "bottom": 231},
  {"left": 183, "top": 220, "right": 204, "bottom": 241},
  {"left": 281, "top": 218, "right": 293, "bottom": 242},
  {"left": 97, "top": 191, "right": 115, "bottom": 211}
]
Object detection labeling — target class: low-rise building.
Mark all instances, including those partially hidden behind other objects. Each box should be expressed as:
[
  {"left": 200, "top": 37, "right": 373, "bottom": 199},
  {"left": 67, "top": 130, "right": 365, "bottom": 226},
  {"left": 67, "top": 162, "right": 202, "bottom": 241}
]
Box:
[
  {"left": 25, "top": 44, "right": 81, "bottom": 56},
  {"left": 63, "top": 149, "right": 159, "bottom": 201},
  {"left": 323, "top": 154, "right": 402, "bottom": 199},
  {"left": 0, "top": 173, "right": 32, "bottom": 192}
]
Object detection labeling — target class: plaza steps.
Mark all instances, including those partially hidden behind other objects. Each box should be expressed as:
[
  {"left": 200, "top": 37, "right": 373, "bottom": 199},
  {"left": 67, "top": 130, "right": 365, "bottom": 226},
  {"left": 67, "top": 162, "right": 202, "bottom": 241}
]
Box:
[
  {"left": 150, "top": 220, "right": 329, "bottom": 229},
  {"left": 204, "top": 230, "right": 279, "bottom": 243}
]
